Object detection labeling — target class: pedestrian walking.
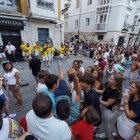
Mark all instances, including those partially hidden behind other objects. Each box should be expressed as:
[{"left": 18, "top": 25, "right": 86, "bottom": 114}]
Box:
[{"left": 5, "top": 42, "right": 17, "bottom": 63}]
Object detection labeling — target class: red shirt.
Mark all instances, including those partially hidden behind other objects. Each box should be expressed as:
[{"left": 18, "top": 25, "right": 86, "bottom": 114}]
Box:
[
  {"left": 71, "top": 120, "right": 94, "bottom": 140},
  {"left": 19, "top": 116, "right": 27, "bottom": 132}
]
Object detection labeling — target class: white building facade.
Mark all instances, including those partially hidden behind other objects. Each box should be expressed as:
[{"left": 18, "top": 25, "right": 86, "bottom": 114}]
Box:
[
  {"left": 0, "top": 0, "right": 64, "bottom": 60},
  {"left": 64, "top": 0, "right": 140, "bottom": 46}
]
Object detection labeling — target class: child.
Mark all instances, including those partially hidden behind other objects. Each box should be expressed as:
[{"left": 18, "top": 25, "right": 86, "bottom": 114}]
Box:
[
  {"left": 79, "top": 60, "right": 85, "bottom": 75},
  {"left": 40, "top": 44, "right": 48, "bottom": 67},
  {"left": 25, "top": 43, "right": 32, "bottom": 60},
  {"left": 65, "top": 45, "right": 70, "bottom": 60},
  {"left": 0, "top": 76, "right": 16, "bottom": 118},
  {"left": 33, "top": 42, "right": 40, "bottom": 58},
  {"left": 20, "top": 41, "right": 26, "bottom": 61},
  {"left": 36, "top": 70, "right": 49, "bottom": 93},
  {"left": 59, "top": 44, "right": 65, "bottom": 60},
  {"left": 71, "top": 106, "right": 100, "bottom": 140}
]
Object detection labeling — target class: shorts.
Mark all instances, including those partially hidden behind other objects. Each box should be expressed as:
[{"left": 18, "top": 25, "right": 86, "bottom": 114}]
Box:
[
  {"left": 48, "top": 54, "right": 53, "bottom": 61},
  {"left": 0, "top": 94, "right": 6, "bottom": 104},
  {"left": 42, "top": 56, "right": 48, "bottom": 61},
  {"left": 22, "top": 52, "right": 26, "bottom": 56},
  {"left": 0, "top": 53, "right": 6, "bottom": 58},
  {"left": 60, "top": 54, "right": 64, "bottom": 59},
  {"left": 35, "top": 52, "right": 39, "bottom": 56}
]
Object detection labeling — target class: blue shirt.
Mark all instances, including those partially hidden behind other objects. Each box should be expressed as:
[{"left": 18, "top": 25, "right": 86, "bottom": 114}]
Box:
[
  {"left": 124, "top": 59, "right": 132, "bottom": 70},
  {"left": 114, "top": 64, "right": 124, "bottom": 73},
  {"left": 43, "top": 89, "right": 56, "bottom": 112}
]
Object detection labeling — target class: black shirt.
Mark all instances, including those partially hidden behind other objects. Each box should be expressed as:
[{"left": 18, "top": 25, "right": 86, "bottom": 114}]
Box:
[
  {"left": 129, "top": 98, "right": 140, "bottom": 123},
  {"left": 0, "top": 45, "right": 5, "bottom": 53},
  {"left": 29, "top": 58, "right": 41, "bottom": 76},
  {"left": 102, "top": 86, "right": 119, "bottom": 110},
  {"left": 84, "top": 89, "right": 101, "bottom": 116}
]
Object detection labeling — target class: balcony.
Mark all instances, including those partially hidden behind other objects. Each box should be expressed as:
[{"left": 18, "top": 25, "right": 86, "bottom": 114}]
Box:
[
  {"left": 0, "top": 0, "right": 21, "bottom": 13},
  {"left": 95, "top": 23, "right": 107, "bottom": 32},
  {"left": 37, "top": 0, "right": 54, "bottom": 11}
]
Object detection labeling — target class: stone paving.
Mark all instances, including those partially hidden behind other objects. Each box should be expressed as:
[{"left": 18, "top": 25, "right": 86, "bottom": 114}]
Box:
[{"left": 0, "top": 55, "right": 110, "bottom": 140}]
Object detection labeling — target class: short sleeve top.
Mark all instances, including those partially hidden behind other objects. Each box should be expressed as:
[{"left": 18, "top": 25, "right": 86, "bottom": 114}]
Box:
[
  {"left": 102, "top": 86, "right": 120, "bottom": 110},
  {"left": 4, "top": 68, "right": 19, "bottom": 85}
]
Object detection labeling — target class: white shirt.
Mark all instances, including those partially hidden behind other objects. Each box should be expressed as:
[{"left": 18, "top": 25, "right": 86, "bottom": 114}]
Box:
[
  {"left": 26, "top": 110, "right": 71, "bottom": 140},
  {"left": 36, "top": 83, "right": 48, "bottom": 92},
  {"left": 0, "top": 118, "right": 15, "bottom": 140},
  {"left": 79, "top": 66, "right": 85, "bottom": 74},
  {"left": 5, "top": 45, "right": 16, "bottom": 54},
  {"left": 4, "top": 68, "right": 19, "bottom": 85}
]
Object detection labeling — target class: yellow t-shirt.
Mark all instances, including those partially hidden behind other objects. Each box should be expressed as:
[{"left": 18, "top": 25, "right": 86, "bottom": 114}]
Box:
[
  {"left": 34, "top": 44, "right": 39, "bottom": 52},
  {"left": 26, "top": 46, "right": 32, "bottom": 56},
  {"left": 51, "top": 47, "right": 55, "bottom": 54},
  {"left": 20, "top": 44, "right": 26, "bottom": 52},
  {"left": 47, "top": 47, "right": 52, "bottom": 54},
  {"left": 59, "top": 47, "right": 65, "bottom": 54},
  {"left": 40, "top": 47, "right": 47, "bottom": 57}
]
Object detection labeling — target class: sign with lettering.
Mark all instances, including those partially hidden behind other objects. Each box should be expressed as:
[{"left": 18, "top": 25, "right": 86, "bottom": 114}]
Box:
[{"left": 0, "top": 18, "right": 24, "bottom": 29}]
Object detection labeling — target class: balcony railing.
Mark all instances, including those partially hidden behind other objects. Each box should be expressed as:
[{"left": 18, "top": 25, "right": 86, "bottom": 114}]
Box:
[
  {"left": 0, "top": 0, "right": 21, "bottom": 13},
  {"left": 37, "top": 0, "right": 54, "bottom": 10},
  {"left": 95, "top": 23, "right": 107, "bottom": 31}
]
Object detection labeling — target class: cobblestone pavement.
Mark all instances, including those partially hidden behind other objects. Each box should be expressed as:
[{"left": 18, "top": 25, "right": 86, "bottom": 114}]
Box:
[
  {"left": 0, "top": 55, "right": 95, "bottom": 120},
  {"left": 0, "top": 55, "right": 110, "bottom": 140}
]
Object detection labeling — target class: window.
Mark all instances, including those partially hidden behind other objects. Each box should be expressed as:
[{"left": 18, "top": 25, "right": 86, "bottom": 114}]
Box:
[
  {"left": 98, "top": 35, "right": 104, "bottom": 40},
  {"left": 76, "top": 0, "right": 80, "bottom": 8},
  {"left": 38, "top": 28, "right": 49, "bottom": 45},
  {"left": 37, "top": 0, "right": 54, "bottom": 10},
  {"left": 87, "top": 0, "right": 92, "bottom": 5},
  {"left": 133, "top": 15, "right": 138, "bottom": 25},
  {"left": 98, "top": 0, "right": 110, "bottom": 6},
  {"left": 65, "top": 21, "right": 68, "bottom": 28},
  {"left": 97, "top": 6, "right": 110, "bottom": 14},
  {"left": 86, "top": 18, "right": 90, "bottom": 26},
  {"left": 75, "top": 20, "right": 79, "bottom": 27},
  {"left": 99, "top": 15, "right": 103, "bottom": 23},
  {"left": 124, "top": 14, "right": 129, "bottom": 24},
  {"left": 0, "top": 0, "right": 21, "bottom": 12}
]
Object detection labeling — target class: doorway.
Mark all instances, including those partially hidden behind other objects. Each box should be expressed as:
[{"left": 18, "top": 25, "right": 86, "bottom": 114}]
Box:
[{"left": 1, "top": 30, "right": 22, "bottom": 61}]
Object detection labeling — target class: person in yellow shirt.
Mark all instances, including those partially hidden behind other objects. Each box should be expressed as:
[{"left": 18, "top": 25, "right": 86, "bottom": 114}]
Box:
[
  {"left": 25, "top": 43, "right": 32, "bottom": 59},
  {"left": 65, "top": 44, "right": 70, "bottom": 60},
  {"left": 47, "top": 45, "right": 55, "bottom": 62},
  {"left": 59, "top": 43, "right": 65, "bottom": 60},
  {"left": 20, "top": 41, "right": 26, "bottom": 61},
  {"left": 51, "top": 46, "right": 55, "bottom": 62},
  {"left": 33, "top": 42, "right": 40, "bottom": 58},
  {"left": 40, "top": 44, "right": 48, "bottom": 66}
]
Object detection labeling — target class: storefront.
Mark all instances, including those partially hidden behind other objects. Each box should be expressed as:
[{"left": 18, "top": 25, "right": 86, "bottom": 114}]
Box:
[{"left": 0, "top": 17, "right": 24, "bottom": 61}]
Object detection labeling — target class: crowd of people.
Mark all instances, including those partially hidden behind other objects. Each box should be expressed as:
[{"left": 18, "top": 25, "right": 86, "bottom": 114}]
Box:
[{"left": 0, "top": 39, "right": 140, "bottom": 140}]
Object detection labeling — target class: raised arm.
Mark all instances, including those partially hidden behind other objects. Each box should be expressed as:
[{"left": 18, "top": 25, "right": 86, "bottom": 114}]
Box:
[
  {"left": 58, "top": 60, "right": 64, "bottom": 80},
  {"left": 67, "top": 68, "right": 81, "bottom": 102}
]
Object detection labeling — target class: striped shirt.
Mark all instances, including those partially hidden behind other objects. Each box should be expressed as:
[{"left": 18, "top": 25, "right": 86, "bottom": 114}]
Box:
[{"left": 124, "top": 59, "right": 132, "bottom": 70}]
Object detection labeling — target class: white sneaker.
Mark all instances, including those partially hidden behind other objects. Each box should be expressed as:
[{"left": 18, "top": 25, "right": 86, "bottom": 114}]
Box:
[
  {"left": 7, "top": 114, "right": 16, "bottom": 118},
  {"left": 95, "top": 133, "right": 108, "bottom": 139}
]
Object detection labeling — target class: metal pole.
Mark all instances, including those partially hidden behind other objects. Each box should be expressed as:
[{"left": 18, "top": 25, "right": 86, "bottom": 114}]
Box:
[{"left": 78, "top": 0, "right": 82, "bottom": 39}]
